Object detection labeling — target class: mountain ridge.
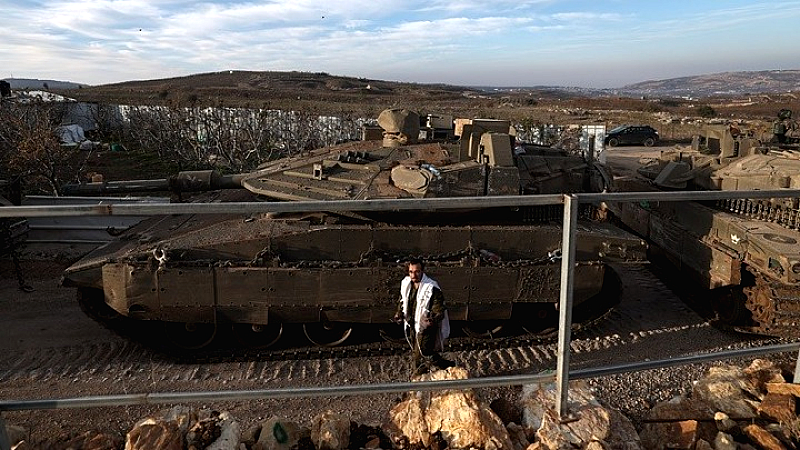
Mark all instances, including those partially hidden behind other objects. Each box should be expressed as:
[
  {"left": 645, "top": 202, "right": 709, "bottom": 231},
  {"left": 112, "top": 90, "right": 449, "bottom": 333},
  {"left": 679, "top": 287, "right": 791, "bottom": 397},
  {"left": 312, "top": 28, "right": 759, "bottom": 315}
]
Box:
[{"left": 5, "top": 68, "right": 800, "bottom": 99}]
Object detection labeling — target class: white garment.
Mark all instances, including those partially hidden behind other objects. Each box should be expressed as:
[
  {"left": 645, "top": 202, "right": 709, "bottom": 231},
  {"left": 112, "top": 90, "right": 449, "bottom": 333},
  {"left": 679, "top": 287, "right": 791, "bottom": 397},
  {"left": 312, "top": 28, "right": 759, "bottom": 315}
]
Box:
[{"left": 400, "top": 274, "right": 450, "bottom": 347}]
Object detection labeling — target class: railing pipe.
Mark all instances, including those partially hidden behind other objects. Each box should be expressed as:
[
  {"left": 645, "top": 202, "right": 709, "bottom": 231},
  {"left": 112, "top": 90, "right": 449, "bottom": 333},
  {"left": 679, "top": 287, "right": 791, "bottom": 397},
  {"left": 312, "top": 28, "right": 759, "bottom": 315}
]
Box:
[
  {"left": 2, "top": 342, "right": 798, "bottom": 414},
  {"left": 555, "top": 194, "right": 578, "bottom": 419},
  {"left": 3, "top": 189, "right": 800, "bottom": 218}
]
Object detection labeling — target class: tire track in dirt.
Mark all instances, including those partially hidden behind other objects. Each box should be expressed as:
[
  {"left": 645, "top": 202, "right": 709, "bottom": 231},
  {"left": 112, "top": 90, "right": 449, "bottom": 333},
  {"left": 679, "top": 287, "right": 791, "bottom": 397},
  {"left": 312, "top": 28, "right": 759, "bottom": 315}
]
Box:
[{"left": 0, "top": 264, "right": 769, "bottom": 388}]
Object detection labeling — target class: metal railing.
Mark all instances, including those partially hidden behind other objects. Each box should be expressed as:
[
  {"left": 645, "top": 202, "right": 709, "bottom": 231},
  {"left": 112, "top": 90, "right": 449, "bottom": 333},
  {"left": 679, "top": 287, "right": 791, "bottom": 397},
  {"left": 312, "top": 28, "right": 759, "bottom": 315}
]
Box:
[{"left": 2, "top": 188, "right": 800, "bottom": 450}]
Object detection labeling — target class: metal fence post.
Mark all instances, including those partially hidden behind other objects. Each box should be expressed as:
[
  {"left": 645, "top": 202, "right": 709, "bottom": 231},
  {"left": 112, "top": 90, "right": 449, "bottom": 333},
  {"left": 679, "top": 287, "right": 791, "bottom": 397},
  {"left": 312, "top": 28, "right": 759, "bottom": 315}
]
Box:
[
  {"left": 555, "top": 194, "right": 578, "bottom": 419},
  {"left": 0, "top": 413, "right": 11, "bottom": 450},
  {"left": 794, "top": 347, "right": 800, "bottom": 384}
]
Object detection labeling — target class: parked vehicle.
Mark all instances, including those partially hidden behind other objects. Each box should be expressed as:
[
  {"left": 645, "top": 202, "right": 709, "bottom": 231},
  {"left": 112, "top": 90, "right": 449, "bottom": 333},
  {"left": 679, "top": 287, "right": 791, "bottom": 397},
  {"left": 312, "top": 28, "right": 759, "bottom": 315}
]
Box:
[
  {"left": 61, "top": 111, "right": 647, "bottom": 353},
  {"left": 608, "top": 120, "right": 800, "bottom": 339},
  {"left": 604, "top": 125, "right": 659, "bottom": 147}
]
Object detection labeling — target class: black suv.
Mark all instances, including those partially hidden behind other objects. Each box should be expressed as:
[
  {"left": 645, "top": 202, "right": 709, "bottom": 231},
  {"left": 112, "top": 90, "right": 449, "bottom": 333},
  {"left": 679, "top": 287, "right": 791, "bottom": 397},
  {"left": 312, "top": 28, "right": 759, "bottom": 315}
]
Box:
[{"left": 604, "top": 125, "right": 659, "bottom": 147}]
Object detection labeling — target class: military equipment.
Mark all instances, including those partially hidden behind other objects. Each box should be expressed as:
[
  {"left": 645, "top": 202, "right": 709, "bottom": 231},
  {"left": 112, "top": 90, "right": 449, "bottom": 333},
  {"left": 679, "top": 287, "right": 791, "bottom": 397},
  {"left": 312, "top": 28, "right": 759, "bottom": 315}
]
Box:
[
  {"left": 61, "top": 110, "right": 647, "bottom": 352},
  {"left": 1, "top": 178, "right": 31, "bottom": 291},
  {"left": 610, "top": 118, "right": 800, "bottom": 337}
]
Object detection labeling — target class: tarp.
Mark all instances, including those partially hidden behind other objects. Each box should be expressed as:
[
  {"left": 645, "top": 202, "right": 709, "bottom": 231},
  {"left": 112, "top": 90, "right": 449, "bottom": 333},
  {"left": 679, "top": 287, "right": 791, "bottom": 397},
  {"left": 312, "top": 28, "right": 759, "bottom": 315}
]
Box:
[{"left": 56, "top": 124, "right": 86, "bottom": 145}]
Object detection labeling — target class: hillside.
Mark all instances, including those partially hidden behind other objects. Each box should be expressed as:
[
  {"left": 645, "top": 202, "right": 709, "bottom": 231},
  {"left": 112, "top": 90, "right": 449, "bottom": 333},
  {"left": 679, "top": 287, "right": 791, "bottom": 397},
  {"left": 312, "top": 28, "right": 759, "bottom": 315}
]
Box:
[
  {"left": 50, "top": 70, "right": 485, "bottom": 117},
  {"left": 4, "top": 69, "right": 796, "bottom": 126},
  {"left": 618, "top": 69, "right": 800, "bottom": 97}
]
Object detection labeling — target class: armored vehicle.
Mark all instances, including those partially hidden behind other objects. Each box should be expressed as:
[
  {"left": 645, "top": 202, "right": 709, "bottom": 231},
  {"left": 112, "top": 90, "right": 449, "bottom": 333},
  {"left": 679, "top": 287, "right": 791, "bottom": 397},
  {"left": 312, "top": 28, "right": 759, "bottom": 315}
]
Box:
[
  {"left": 610, "top": 117, "right": 800, "bottom": 337},
  {"left": 62, "top": 110, "right": 647, "bottom": 352}
]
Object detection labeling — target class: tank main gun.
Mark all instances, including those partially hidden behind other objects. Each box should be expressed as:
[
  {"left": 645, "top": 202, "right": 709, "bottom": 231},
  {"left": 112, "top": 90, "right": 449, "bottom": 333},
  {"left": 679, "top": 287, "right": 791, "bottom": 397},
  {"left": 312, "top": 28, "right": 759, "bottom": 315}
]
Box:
[{"left": 62, "top": 170, "right": 248, "bottom": 196}]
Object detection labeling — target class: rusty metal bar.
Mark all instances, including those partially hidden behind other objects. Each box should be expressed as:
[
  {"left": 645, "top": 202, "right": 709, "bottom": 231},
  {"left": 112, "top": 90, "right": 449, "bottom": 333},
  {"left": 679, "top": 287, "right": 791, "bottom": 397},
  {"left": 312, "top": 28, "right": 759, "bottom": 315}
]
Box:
[{"left": 555, "top": 194, "right": 578, "bottom": 419}]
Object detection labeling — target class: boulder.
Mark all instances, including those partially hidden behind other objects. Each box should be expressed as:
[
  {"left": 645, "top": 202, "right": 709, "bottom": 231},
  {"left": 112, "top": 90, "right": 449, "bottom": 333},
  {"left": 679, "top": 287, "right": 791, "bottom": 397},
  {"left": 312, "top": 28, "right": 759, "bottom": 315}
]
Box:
[
  {"left": 520, "top": 380, "right": 641, "bottom": 450},
  {"left": 203, "top": 411, "right": 241, "bottom": 450},
  {"left": 695, "top": 439, "right": 713, "bottom": 450},
  {"left": 757, "top": 393, "right": 797, "bottom": 424},
  {"left": 713, "top": 432, "right": 736, "bottom": 450},
  {"left": 742, "top": 359, "right": 786, "bottom": 395},
  {"left": 310, "top": 410, "right": 350, "bottom": 450},
  {"left": 386, "top": 366, "right": 514, "bottom": 450},
  {"left": 125, "top": 407, "right": 239, "bottom": 450},
  {"left": 48, "top": 430, "right": 122, "bottom": 450},
  {"left": 506, "top": 423, "right": 530, "bottom": 450},
  {"left": 125, "top": 420, "right": 184, "bottom": 450},
  {"left": 639, "top": 396, "right": 714, "bottom": 449},
  {"left": 692, "top": 365, "right": 759, "bottom": 419},
  {"left": 253, "top": 417, "right": 301, "bottom": 450},
  {"left": 742, "top": 424, "right": 787, "bottom": 450},
  {"left": 640, "top": 420, "right": 698, "bottom": 450},
  {"left": 713, "top": 411, "right": 737, "bottom": 432}
]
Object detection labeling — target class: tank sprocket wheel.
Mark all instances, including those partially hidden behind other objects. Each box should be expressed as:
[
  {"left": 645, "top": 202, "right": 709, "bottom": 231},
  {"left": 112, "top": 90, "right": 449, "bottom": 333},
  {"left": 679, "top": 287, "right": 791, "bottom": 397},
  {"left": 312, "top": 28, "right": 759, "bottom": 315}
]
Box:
[
  {"left": 303, "top": 322, "right": 353, "bottom": 347},
  {"left": 164, "top": 321, "right": 217, "bottom": 350}
]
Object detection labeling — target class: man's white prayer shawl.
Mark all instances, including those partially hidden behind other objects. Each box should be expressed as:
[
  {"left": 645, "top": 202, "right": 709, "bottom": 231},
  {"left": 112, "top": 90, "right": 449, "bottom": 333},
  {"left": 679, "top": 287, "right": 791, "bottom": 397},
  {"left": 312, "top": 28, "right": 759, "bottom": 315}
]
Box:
[{"left": 400, "top": 274, "right": 450, "bottom": 347}]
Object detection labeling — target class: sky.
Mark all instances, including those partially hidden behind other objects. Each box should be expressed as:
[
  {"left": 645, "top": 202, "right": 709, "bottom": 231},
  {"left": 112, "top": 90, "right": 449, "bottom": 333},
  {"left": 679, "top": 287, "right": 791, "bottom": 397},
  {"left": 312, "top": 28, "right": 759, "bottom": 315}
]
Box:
[{"left": 2, "top": 0, "right": 799, "bottom": 89}]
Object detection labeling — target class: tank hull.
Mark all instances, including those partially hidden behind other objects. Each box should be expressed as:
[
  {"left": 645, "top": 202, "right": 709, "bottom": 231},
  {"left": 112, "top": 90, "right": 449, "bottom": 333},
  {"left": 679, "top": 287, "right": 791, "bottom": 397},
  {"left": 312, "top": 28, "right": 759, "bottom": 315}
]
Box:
[{"left": 64, "top": 215, "right": 646, "bottom": 322}]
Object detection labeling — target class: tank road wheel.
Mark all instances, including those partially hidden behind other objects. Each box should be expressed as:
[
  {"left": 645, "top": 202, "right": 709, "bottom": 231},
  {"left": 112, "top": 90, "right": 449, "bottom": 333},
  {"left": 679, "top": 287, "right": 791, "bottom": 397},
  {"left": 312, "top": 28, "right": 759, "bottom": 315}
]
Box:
[
  {"left": 520, "top": 305, "right": 556, "bottom": 334},
  {"left": 379, "top": 324, "right": 407, "bottom": 343},
  {"left": 643, "top": 137, "right": 656, "bottom": 147},
  {"left": 607, "top": 138, "right": 619, "bottom": 147},
  {"left": 303, "top": 322, "right": 353, "bottom": 347},
  {"left": 462, "top": 320, "right": 504, "bottom": 339},
  {"left": 232, "top": 322, "right": 283, "bottom": 349},
  {"left": 164, "top": 321, "right": 217, "bottom": 350}
]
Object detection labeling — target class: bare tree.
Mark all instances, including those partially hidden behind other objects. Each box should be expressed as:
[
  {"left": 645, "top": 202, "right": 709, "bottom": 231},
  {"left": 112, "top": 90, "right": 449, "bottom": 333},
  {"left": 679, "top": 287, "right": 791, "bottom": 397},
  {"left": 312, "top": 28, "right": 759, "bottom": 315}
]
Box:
[
  {"left": 0, "top": 100, "right": 87, "bottom": 195},
  {"left": 117, "top": 104, "right": 362, "bottom": 173}
]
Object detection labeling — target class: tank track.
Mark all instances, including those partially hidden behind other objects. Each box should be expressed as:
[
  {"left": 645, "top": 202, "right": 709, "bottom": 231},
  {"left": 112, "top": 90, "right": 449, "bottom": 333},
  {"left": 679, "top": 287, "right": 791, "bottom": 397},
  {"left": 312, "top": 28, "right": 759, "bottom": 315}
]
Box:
[
  {"left": 734, "top": 269, "right": 800, "bottom": 339},
  {"left": 706, "top": 198, "right": 800, "bottom": 338},
  {"left": 75, "top": 274, "right": 620, "bottom": 364}
]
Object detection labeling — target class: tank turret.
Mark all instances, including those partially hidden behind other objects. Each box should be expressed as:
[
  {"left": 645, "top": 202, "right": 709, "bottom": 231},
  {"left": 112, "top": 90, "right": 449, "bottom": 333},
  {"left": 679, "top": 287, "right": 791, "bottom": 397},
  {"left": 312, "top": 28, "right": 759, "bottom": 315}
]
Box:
[{"left": 61, "top": 110, "right": 646, "bottom": 354}]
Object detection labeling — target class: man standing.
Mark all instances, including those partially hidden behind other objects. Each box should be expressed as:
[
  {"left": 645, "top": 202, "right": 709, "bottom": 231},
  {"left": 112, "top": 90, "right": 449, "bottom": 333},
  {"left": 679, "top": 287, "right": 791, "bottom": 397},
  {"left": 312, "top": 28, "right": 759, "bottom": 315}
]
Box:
[{"left": 395, "top": 258, "right": 454, "bottom": 376}]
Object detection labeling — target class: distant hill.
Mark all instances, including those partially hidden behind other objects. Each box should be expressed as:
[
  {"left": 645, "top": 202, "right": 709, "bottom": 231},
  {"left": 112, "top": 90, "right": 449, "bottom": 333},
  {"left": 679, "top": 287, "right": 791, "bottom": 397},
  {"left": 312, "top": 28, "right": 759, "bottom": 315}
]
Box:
[
  {"left": 10, "top": 69, "right": 800, "bottom": 107},
  {"left": 3, "top": 78, "right": 87, "bottom": 90},
  {"left": 616, "top": 70, "right": 800, "bottom": 97}
]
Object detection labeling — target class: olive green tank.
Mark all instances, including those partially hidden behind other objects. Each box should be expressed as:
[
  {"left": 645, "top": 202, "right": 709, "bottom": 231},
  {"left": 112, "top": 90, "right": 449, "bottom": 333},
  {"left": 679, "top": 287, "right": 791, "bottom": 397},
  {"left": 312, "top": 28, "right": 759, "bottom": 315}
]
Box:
[
  {"left": 62, "top": 109, "right": 647, "bottom": 351},
  {"left": 610, "top": 114, "right": 800, "bottom": 337}
]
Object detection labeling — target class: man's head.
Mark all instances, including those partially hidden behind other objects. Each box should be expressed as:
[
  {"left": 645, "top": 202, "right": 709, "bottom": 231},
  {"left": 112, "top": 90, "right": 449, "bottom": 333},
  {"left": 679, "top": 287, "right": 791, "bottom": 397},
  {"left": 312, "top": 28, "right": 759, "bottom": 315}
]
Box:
[{"left": 407, "top": 258, "right": 424, "bottom": 283}]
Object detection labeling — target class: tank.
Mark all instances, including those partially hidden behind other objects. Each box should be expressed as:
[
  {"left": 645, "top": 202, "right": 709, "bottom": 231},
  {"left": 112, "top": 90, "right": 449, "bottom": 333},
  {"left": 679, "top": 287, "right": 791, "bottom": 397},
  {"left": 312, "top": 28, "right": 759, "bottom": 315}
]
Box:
[
  {"left": 609, "top": 115, "right": 800, "bottom": 337},
  {"left": 61, "top": 109, "right": 647, "bottom": 352}
]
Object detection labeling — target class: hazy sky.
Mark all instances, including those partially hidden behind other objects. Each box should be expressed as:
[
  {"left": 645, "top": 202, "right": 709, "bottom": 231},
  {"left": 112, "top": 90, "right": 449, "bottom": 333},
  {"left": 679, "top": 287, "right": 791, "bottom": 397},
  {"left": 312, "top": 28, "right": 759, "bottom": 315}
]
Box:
[{"left": 2, "top": 0, "right": 799, "bottom": 88}]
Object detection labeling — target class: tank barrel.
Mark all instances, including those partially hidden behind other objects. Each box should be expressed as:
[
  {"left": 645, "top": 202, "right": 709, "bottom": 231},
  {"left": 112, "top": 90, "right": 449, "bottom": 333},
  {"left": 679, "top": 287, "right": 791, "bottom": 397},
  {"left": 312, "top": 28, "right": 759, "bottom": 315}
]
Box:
[
  {"left": 61, "top": 170, "right": 247, "bottom": 196},
  {"left": 61, "top": 178, "right": 171, "bottom": 195}
]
